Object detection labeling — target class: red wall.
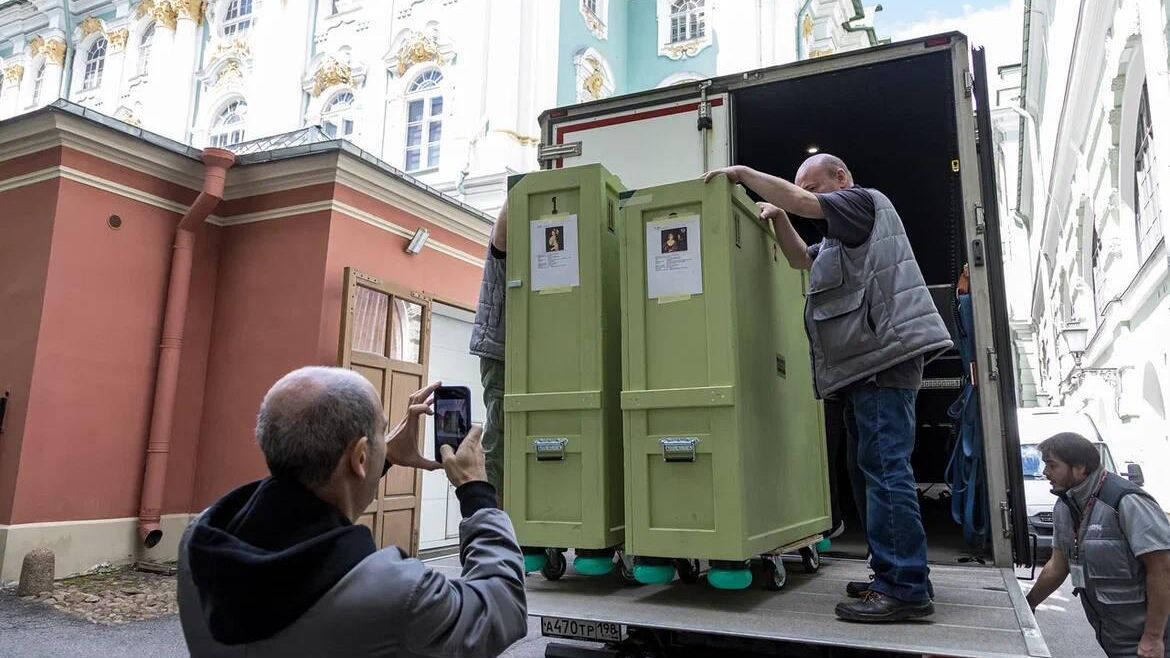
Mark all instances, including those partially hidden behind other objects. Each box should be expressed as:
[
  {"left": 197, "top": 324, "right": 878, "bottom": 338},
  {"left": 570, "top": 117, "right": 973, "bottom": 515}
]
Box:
[
  {"left": 0, "top": 179, "right": 61, "bottom": 525},
  {"left": 11, "top": 178, "right": 187, "bottom": 523},
  {"left": 192, "top": 212, "right": 333, "bottom": 509}
]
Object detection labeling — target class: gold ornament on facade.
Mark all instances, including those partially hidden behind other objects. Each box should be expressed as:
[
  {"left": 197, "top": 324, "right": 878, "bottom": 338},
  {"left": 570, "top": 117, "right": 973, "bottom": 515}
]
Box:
[
  {"left": 313, "top": 58, "right": 354, "bottom": 96},
  {"left": 809, "top": 47, "right": 834, "bottom": 59},
  {"left": 213, "top": 38, "right": 251, "bottom": 61},
  {"left": 175, "top": 0, "right": 206, "bottom": 25},
  {"left": 663, "top": 40, "right": 702, "bottom": 60},
  {"left": 581, "top": 56, "right": 606, "bottom": 100},
  {"left": 136, "top": 0, "right": 156, "bottom": 19},
  {"left": 214, "top": 60, "right": 243, "bottom": 89},
  {"left": 396, "top": 32, "right": 442, "bottom": 76},
  {"left": 494, "top": 128, "right": 539, "bottom": 147},
  {"left": 80, "top": 17, "right": 105, "bottom": 39},
  {"left": 108, "top": 29, "right": 130, "bottom": 52},
  {"left": 802, "top": 13, "right": 814, "bottom": 39},
  {"left": 4, "top": 64, "right": 25, "bottom": 84},
  {"left": 152, "top": 2, "right": 178, "bottom": 29},
  {"left": 43, "top": 40, "right": 67, "bottom": 66},
  {"left": 28, "top": 36, "right": 44, "bottom": 56}
]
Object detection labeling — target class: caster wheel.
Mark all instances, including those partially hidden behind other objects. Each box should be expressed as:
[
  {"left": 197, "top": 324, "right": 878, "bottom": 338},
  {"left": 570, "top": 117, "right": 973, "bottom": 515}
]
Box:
[
  {"left": 674, "top": 559, "right": 701, "bottom": 584},
  {"left": 762, "top": 556, "right": 787, "bottom": 591},
  {"left": 542, "top": 549, "right": 567, "bottom": 581},
  {"left": 816, "top": 537, "right": 832, "bottom": 553},
  {"left": 800, "top": 546, "right": 821, "bottom": 574},
  {"left": 617, "top": 553, "right": 639, "bottom": 585}
]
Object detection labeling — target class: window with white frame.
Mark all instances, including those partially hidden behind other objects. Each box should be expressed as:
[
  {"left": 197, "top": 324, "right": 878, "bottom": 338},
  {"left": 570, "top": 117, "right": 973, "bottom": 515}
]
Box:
[
  {"left": 322, "top": 90, "right": 355, "bottom": 139},
  {"left": 1134, "top": 82, "right": 1163, "bottom": 262},
  {"left": 209, "top": 100, "right": 247, "bottom": 147},
  {"left": 580, "top": 0, "right": 608, "bottom": 39},
  {"left": 404, "top": 69, "right": 443, "bottom": 172},
  {"left": 83, "top": 37, "right": 107, "bottom": 90},
  {"left": 669, "top": 0, "right": 705, "bottom": 43},
  {"left": 222, "top": 0, "right": 254, "bottom": 37},
  {"left": 32, "top": 62, "right": 45, "bottom": 105},
  {"left": 138, "top": 23, "right": 155, "bottom": 76}
]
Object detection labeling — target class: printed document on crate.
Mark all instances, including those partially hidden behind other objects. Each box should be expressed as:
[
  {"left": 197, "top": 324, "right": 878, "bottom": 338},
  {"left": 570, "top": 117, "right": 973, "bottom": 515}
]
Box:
[
  {"left": 646, "top": 214, "right": 702, "bottom": 299},
  {"left": 530, "top": 214, "right": 580, "bottom": 291}
]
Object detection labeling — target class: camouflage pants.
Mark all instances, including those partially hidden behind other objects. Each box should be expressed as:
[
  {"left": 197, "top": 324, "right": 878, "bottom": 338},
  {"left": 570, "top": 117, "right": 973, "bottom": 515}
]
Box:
[{"left": 480, "top": 357, "right": 505, "bottom": 497}]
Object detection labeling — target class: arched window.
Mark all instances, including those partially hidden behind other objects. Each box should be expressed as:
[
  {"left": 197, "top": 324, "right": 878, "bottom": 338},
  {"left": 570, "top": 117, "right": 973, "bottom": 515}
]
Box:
[
  {"left": 222, "top": 0, "right": 254, "bottom": 37},
  {"left": 404, "top": 69, "right": 443, "bottom": 172},
  {"left": 138, "top": 24, "right": 155, "bottom": 76},
  {"left": 669, "top": 0, "right": 705, "bottom": 43},
  {"left": 321, "top": 90, "right": 355, "bottom": 139},
  {"left": 209, "top": 100, "right": 247, "bottom": 147},
  {"left": 31, "top": 62, "right": 45, "bottom": 105},
  {"left": 1134, "top": 82, "right": 1163, "bottom": 262},
  {"left": 83, "top": 37, "right": 107, "bottom": 90}
]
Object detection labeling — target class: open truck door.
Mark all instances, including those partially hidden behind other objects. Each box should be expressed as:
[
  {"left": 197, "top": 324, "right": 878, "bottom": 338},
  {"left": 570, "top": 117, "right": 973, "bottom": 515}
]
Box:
[{"left": 970, "top": 46, "right": 1032, "bottom": 566}]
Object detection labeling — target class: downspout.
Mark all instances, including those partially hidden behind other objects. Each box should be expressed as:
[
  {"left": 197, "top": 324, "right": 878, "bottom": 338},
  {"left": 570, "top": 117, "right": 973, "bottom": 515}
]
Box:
[
  {"left": 137, "top": 147, "right": 236, "bottom": 548},
  {"left": 60, "top": 6, "right": 76, "bottom": 99}
]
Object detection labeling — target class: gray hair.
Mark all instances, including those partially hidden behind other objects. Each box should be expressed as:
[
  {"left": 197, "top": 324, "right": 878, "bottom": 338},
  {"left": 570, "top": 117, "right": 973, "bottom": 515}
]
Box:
[{"left": 256, "top": 367, "right": 382, "bottom": 487}]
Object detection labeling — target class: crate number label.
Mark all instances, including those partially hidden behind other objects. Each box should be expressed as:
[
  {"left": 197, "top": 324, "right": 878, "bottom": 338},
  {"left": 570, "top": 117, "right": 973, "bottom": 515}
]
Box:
[
  {"left": 531, "top": 214, "right": 580, "bottom": 292},
  {"left": 647, "top": 214, "right": 702, "bottom": 299}
]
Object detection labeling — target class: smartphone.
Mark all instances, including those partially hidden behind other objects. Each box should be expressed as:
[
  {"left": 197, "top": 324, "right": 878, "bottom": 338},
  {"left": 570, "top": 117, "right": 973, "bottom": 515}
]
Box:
[{"left": 433, "top": 386, "right": 472, "bottom": 464}]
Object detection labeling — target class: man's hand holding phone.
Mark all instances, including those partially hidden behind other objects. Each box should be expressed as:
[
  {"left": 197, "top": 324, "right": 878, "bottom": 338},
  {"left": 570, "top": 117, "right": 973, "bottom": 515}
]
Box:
[
  {"left": 439, "top": 425, "right": 487, "bottom": 487},
  {"left": 384, "top": 382, "right": 443, "bottom": 472}
]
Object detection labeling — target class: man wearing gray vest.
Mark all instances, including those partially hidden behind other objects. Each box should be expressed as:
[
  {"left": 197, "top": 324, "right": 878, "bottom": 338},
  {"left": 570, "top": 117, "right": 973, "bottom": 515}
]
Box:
[
  {"left": 1026, "top": 432, "right": 1170, "bottom": 657},
  {"left": 705, "top": 154, "right": 952, "bottom": 622},
  {"left": 470, "top": 206, "right": 508, "bottom": 503}
]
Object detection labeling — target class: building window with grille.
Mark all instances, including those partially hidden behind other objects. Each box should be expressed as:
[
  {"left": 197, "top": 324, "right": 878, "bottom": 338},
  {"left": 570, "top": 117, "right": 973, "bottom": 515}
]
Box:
[
  {"left": 210, "top": 100, "right": 247, "bottom": 147},
  {"left": 31, "top": 63, "right": 45, "bottom": 105},
  {"left": 404, "top": 69, "right": 442, "bottom": 172},
  {"left": 322, "top": 90, "right": 355, "bottom": 139},
  {"left": 138, "top": 24, "right": 155, "bottom": 76},
  {"left": 222, "top": 0, "right": 254, "bottom": 37},
  {"left": 580, "top": 0, "right": 607, "bottom": 38},
  {"left": 669, "top": 0, "right": 705, "bottom": 43},
  {"left": 1134, "top": 82, "right": 1163, "bottom": 262},
  {"left": 83, "top": 38, "right": 107, "bottom": 90}
]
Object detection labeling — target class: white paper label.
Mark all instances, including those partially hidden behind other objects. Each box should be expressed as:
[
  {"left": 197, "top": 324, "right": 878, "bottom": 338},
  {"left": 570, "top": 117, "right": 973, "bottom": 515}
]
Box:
[
  {"left": 646, "top": 215, "right": 702, "bottom": 299},
  {"left": 530, "top": 214, "right": 580, "bottom": 291},
  {"left": 1070, "top": 563, "right": 1085, "bottom": 589}
]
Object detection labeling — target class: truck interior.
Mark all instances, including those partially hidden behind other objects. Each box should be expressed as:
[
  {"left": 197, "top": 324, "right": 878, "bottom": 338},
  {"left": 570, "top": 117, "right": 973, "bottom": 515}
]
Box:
[{"left": 732, "top": 45, "right": 982, "bottom": 566}]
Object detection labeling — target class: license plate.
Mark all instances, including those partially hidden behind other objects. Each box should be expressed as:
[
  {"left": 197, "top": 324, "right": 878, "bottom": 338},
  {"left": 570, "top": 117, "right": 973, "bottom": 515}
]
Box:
[{"left": 540, "top": 616, "right": 624, "bottom": 642}]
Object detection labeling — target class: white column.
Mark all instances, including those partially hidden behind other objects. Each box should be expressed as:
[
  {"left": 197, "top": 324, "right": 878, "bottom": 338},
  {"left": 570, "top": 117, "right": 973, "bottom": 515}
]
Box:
[
  {"left": 144, "top": 21, "right": 176, "bottom": 135},
  {"left": 41, "top": 40, "right": 66, "bottom": 105},
  {"left": 103, "top": 29, "right": 129, "bottom": 112},
  {"left": 0, "top": 66, "right": 23, "bottom": 118},
  {"left": 167, "top": 14, "right": 199, "bottom": 141}
]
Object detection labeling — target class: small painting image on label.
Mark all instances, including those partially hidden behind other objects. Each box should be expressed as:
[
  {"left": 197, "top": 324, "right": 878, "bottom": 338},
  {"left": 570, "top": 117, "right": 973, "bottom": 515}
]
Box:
[
  {"left": 531, "top": 214, "right": 580, "bottom": 291},
  {"left": 647, "top": 214, "right": 702, "bottom": 299}
]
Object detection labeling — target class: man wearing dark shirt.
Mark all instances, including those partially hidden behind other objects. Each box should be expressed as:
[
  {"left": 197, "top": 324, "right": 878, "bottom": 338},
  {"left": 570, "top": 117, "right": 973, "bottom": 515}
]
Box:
[{"left": 705, "top": 154, "right": 947, "bottom": 622}]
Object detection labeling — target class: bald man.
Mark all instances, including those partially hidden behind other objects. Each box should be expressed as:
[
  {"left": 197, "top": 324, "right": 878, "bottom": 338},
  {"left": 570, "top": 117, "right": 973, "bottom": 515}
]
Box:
[
  {"left": 705, "top": 157, "right": 952, "bottom": 622},
  {"left": 177, "top": 367, "right": 527, "bottom": 657}
]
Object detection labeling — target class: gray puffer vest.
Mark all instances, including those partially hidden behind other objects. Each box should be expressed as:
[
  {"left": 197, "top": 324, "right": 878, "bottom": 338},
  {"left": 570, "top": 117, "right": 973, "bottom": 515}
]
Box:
[
  {"left": 804, "top": 188, "right": 953, "bottom": 397},
  {"left": 470, "top": 246, "right": 506, "bottom": 361},
  {"left": 1054, "top": 471, "right": 1170, "bottom": 657}
]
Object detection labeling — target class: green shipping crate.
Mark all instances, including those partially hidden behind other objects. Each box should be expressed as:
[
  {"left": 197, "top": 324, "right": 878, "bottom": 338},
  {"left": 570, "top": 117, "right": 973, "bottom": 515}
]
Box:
[
  {"left": 618, "top": 176, "right": 831, "bottom": 582},
  {"left": 504, "top": 164, "right": 626, "bottom": 576}
]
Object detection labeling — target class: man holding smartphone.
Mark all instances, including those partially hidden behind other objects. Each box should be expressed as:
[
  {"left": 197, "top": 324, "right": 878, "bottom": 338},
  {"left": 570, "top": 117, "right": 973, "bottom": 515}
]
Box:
[
  {"left": 177, "top": 368, "right": 527, "bottom": 657},
  {"left": 470, "top": 206, "right": 508, "bottom": 503},
  {"left": 705, "top": 155, "right": 952, "bottom": 623}
]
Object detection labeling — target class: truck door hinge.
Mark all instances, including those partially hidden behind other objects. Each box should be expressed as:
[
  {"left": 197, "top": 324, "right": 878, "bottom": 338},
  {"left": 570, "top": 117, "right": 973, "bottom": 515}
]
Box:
[
  {"left": 970, "top": 237, "right": 985, "bottom": 266},
  {"left": 1000, "top": 502, "right": 1012, "bottom": 538},
  {"left": 975, "top": 204, "right": 986, "bottom": 234},
  {"left": 965, "top": 70, "right": 975, "bottom": 98},
  {"left": 697, "top": 80, "right": 714, "bottom": 131},
  {"left": 985, "top": 347, "right": 1000, "bottom": 381}
]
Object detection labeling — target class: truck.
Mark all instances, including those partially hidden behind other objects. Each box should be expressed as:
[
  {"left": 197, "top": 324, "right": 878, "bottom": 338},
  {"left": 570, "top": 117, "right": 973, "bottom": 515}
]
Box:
[{"left": 434, "top": 32, "right": 1045, "bottom": 657}]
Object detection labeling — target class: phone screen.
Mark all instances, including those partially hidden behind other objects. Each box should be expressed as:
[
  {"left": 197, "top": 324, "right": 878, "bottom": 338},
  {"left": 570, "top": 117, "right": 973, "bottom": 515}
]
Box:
[{"left": 433, "top": 386, "right": 471, "bottom": 464}]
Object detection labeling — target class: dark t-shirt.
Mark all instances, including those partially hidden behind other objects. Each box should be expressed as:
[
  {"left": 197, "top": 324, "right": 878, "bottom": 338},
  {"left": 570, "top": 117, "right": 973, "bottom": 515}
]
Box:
[{"left": 806, "top": 187, "right": 923, "bottom": 392}]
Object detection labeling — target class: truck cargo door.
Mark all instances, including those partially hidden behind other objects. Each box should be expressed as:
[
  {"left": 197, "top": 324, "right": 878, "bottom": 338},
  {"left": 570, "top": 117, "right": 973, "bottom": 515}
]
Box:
[
  {"left": 541, "top": 93, "right": 730, "bottom": 189},
  {"left": 971, "top": 47, "right": 1031, "bottom": 565}
]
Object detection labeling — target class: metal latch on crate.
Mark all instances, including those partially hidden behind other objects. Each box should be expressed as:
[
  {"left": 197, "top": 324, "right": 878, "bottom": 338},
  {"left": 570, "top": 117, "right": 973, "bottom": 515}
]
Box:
[
  {"left": 533, "top": 438, "right": 568, "bottom": 461},
  {"left": 660, "top": 437, "right": 699, "bottom": 463}
]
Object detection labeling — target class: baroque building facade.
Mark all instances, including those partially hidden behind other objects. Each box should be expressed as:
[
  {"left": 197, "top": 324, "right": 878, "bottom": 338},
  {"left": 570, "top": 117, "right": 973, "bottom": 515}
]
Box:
[
  {"left": 1004, "top": 0, "right": 1170, "bottom": 502},
  {"left": 0, "top": 0, "right": 882, "bottom": 213}
]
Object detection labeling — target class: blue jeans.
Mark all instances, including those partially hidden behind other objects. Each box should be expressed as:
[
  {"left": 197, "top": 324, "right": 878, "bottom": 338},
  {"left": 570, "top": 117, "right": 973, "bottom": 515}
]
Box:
[{"left": 841, "top": 383, "right": 931, "bottom": 603}]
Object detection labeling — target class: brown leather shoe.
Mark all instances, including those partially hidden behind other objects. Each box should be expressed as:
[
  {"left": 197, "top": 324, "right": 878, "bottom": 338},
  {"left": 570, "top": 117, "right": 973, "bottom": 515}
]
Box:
[{"left": 835, "top": 591, "right": 934, "bottom": 623}]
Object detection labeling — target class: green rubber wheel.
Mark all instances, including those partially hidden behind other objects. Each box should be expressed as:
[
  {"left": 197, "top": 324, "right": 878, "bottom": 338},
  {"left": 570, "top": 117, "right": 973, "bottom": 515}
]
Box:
[
  {"left": 708, "top": 568, "right": 753, "bottom": 590},
  {"left": 816, "top": 538, "right": 832, "bottom": 552},
  {"left": 574, "top": 555, "right": 615, "bottom": 577},
  {"left": 524, "top": 553, "right": 548, "bottom": 574},
  {"left": 633, "top": 563, "right": 676, "bottom": 585}
]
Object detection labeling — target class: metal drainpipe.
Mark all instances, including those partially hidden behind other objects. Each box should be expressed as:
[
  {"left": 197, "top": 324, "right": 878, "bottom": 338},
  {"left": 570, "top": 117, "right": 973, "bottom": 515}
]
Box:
[
  {"left": 137, "top": 147, "right": 236, "bottom": 549},
  {"left": 60, "top": 6, "right": 76, "bottom": 99}
]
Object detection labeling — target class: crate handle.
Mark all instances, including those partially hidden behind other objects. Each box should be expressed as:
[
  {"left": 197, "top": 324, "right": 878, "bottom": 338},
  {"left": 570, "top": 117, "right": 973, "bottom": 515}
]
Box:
[
  {"left": 661, "top": 437, "right": 698, "bottom": 462},
  {"left": 533, "top": 438, "right": 568, "bottom": 461}
]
